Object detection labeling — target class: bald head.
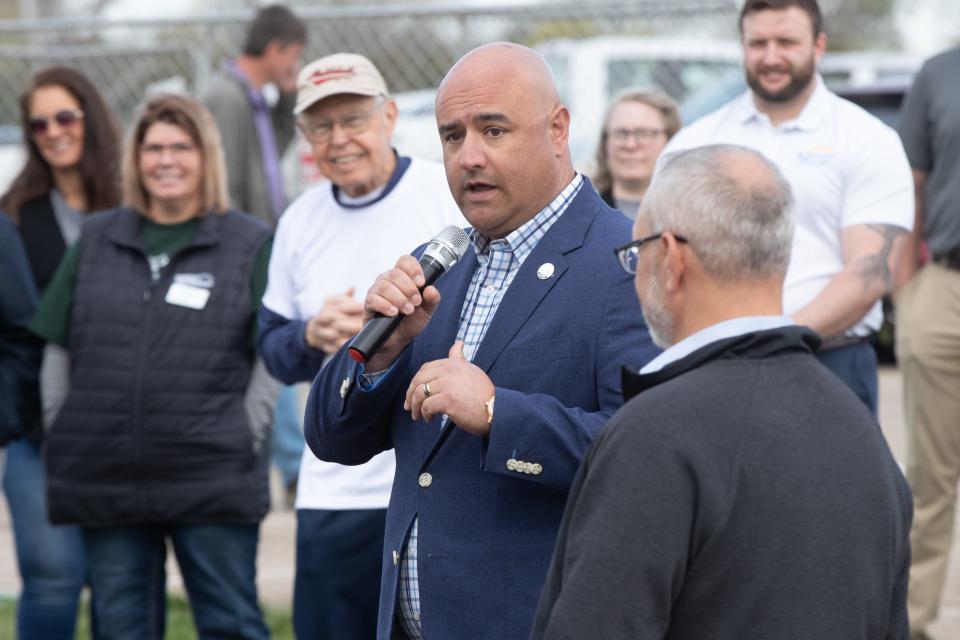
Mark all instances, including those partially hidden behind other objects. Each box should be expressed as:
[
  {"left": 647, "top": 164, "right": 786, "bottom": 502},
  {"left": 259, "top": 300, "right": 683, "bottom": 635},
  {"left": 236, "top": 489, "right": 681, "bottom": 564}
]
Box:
[
  {"left": 641, "top": 144, "right": 795, "bottom": 281},
  {"left": 438, "top": 42, "right": 560, "bottom": 113},
  {"left": 434, "top": 42, "right": 575, "bottom": 239}
]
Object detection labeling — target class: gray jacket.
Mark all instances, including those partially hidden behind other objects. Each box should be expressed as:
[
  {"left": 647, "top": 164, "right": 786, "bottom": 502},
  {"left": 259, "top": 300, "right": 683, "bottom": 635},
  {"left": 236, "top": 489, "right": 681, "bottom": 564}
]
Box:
[{"left": 201, "top": 67, "right": 296, "bottom": 227}]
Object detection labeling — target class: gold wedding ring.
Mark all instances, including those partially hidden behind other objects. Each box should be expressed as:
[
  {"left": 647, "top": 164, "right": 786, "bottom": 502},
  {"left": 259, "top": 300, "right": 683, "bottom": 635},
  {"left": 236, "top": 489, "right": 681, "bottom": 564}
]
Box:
[{"left": 423, "top": 382, "right": 432, "bottom": 398}]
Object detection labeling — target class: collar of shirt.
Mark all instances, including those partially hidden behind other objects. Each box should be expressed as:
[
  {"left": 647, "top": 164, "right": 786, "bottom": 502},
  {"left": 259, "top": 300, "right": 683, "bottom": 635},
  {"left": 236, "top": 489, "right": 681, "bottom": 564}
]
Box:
[
  {"left": 332, "top": 153, "right": 412, "bottom": 209},
  {"left": 225, "top": 59, "right": 268, "bottom": 112},
  {"left": 640, "top": 315, "right": 795, "bottom": 374},
  {"left": 469, "top": 173, "right": 584, "bottom": 267},
  {"left": 736, "top": 74, "right": 830, "bottom": 132}
]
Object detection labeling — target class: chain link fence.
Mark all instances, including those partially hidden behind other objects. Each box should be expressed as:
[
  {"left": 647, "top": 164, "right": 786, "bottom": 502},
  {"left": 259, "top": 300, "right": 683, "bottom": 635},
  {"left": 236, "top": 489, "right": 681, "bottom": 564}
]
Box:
[
  {"left": 0, "top": 1, "right": 748, "bottom": 185},
  {"left": 0, "top": 1, "right": 740, "bottom": 123}
]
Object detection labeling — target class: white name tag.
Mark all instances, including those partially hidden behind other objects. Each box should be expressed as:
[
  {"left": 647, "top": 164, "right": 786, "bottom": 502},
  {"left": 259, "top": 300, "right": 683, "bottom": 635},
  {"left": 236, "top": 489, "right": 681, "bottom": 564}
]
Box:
[{"left": 165, "top": 282, "right": 211, "bottom": 310}]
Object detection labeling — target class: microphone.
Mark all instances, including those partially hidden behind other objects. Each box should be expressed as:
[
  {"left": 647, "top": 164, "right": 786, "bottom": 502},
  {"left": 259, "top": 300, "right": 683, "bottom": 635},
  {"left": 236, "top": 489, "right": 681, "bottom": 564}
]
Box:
[{"left": 347, "top": 225, "right": 470, "bottom": 364}]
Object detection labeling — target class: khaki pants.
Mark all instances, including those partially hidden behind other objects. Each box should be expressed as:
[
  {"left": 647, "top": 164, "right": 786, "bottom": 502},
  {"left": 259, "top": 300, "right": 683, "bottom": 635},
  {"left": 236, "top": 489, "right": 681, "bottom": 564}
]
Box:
[{"left": 898, "top": 263, "right": 960, "bottom": 632}]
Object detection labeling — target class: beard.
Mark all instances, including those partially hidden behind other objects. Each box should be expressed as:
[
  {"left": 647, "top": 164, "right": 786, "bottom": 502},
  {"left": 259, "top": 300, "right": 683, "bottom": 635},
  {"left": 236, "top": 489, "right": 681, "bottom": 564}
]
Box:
[
  {"left": 640, "top": 273, "right": 674, "bottom": 349},
  {"left": 745, "top": 55, "right": 817, "bottom": 103}
]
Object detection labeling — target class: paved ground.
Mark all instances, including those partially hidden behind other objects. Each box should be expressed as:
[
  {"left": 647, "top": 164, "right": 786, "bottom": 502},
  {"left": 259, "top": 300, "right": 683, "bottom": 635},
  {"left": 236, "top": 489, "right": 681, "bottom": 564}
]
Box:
[{"left": 2, "top": 368, "right": 960, "bottom": 636}]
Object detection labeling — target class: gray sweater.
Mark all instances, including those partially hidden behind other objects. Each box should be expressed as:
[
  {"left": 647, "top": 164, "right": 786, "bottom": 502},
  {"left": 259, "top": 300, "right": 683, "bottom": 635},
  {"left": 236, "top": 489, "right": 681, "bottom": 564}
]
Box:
[{"left": 531, "top": 327, "right": 912, "bottom": 640}]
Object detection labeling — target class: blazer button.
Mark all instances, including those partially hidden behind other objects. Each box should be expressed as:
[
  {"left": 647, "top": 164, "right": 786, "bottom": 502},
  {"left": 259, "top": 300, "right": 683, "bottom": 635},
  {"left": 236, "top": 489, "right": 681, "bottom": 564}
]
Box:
[
  {"left": 506, "top": 458, "right": 518, "bottom": 471},
  {"left": 419, "top": 472, "right": 433, "bottom": 488},
  {"left": 532, "top": 463, "right": 543, "bottom": 475},
  {"left": 392, "top": 550, "right": 399, "bottom": 566}
]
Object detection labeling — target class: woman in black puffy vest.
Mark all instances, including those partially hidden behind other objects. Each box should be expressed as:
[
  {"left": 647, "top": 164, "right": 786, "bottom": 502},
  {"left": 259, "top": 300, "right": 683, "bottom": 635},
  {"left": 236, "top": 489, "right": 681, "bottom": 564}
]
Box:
[{"left": 34, "top": 93, "right": 278, "bottom": 640}]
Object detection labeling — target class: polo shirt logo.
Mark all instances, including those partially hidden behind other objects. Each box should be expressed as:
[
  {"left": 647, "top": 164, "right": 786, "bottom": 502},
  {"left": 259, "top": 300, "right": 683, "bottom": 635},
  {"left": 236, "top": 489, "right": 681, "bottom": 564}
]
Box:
[
  {"left": 308, "top": 67, "right": 356, "bottom": 86},
  {"left": 798, "top": 144, "right": 835, "bottom": 165}
]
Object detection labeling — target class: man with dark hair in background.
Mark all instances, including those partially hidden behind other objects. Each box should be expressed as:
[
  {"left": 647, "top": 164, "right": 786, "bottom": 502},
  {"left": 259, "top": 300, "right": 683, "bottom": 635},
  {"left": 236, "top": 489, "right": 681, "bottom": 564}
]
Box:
[
  {"left": 203, "top": 3, "right": 306, "bottom": 227},
  {"left": 663, "top": 0, "right": 913, "bottom": 414},
  {"left": 203, "top": 3, "right": 307, "bottom": 508},
  {"left": 896, "top": 45, "right": 960, "bottom": 640}
]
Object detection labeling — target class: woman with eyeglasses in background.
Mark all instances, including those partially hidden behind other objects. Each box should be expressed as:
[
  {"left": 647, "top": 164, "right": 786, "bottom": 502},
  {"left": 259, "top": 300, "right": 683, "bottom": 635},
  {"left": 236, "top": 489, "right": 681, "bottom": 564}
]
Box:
[
  {"left": 1, "top": 66, "right": 120, "bottom": 640},
  {"left": 592, "top": 89, "right": 681, "bottom": 220}
]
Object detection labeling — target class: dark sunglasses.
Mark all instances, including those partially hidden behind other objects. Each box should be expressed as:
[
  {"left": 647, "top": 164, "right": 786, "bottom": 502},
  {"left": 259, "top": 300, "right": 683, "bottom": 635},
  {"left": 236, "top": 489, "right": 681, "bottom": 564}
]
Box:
[{"left": 28, "top": 109, "right": 84, "bottom": 136}]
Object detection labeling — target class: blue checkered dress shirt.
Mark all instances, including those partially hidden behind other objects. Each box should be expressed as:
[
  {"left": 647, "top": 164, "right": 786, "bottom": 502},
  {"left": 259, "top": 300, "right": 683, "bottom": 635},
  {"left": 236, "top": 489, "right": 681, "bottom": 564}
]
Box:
[{"left": 397, "top": 174, "right": 584, "bottom": 638}]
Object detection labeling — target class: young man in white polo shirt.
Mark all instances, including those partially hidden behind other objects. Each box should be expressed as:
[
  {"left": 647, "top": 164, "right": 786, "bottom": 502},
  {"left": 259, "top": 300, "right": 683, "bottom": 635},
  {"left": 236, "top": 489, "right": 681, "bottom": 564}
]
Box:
[
  {"left": 257, "top": 53, "right": 465, "bottom": 639},
  {"left": 662, "top": 0, "right": 913, "bottom": 413}
]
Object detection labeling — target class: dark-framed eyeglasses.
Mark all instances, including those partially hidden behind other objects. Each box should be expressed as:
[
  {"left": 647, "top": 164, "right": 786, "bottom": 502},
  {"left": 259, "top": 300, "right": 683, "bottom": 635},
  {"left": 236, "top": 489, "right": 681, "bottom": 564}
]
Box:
[
  {"left": 608, "top": 127, "right": 666, "bottom": 145},
  {"left": 28, "top": 109, "right": 84, "bottom": 136},
  {"left": 614, "top": 232, "right": 688, "bottom": 274}
]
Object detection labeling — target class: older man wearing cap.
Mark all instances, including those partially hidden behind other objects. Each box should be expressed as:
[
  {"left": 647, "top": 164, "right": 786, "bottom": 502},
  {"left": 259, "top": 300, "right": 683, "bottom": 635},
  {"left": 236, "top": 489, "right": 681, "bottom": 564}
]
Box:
[{"left": 257, "top": 53, "right": 465, "bottom": 639}]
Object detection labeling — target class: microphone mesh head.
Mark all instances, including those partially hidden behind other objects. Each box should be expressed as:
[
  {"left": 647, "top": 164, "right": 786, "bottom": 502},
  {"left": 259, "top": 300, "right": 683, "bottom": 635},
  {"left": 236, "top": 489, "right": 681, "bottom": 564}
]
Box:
[{"left": 435, "top": 225, "right": 471, "bottom": 260}]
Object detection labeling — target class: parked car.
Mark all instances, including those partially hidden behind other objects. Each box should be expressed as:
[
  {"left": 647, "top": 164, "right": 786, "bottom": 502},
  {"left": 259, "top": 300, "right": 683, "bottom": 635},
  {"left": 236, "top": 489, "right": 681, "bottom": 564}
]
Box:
[
  {"left": 680, "top": 50, "right": 923, "bottom": 125},
  {"left": 0, "top": 124, "right": 25, "bottom": 196},
  {"left": 536, "top": 36, "right": 741, "bottom": 169},
  {"left": 391, "top": 36, "right": 744, "bottom": 170},
  {"left": 391, "top": 88, "right": 443, "bottom": 165}
]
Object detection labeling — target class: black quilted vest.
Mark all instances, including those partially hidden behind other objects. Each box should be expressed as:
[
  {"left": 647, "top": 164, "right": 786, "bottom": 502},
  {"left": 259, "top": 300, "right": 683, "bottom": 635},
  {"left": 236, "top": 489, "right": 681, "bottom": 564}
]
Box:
[{"left": 46, "top": 207, "right": 272, "bottom": 526}]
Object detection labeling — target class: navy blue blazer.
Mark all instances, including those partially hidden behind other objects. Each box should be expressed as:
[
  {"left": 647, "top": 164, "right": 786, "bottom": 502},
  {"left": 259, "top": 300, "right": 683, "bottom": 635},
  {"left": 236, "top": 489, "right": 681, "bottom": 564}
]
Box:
[{"left": 305, "top": 183, "right": 659, "bottom": 640}]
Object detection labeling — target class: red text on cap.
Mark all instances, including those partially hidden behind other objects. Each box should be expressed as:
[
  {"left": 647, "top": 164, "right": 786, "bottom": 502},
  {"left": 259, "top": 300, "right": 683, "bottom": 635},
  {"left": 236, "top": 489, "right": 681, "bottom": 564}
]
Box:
[{"left": 309, "top": 67, "right": 357, "bottom": 85}]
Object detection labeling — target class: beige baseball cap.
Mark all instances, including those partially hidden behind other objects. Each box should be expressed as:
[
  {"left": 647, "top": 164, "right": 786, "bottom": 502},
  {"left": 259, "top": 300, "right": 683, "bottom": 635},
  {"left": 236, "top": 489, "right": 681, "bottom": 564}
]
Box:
[{"left": 294, "top": 53, "right": 391, "bottom": 115}]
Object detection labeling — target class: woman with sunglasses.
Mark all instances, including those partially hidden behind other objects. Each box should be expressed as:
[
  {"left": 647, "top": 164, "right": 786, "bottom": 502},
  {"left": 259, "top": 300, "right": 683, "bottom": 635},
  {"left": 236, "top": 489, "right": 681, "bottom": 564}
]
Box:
[
  {"left": 1, "top": 66, "right": 120, "bottom": 640},
  {"left": 31, "top": 93, "right": 276, "bottom": 639},
  {"left": 593, "top": 89, "right": 681, "bottom": 220}
]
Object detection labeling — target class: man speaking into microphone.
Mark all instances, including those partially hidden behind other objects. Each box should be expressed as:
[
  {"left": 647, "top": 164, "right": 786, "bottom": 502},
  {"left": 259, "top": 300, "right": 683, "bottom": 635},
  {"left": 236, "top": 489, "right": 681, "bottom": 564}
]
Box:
[{"left": 305, "top": 42, "right": 658, "bottom": 640}]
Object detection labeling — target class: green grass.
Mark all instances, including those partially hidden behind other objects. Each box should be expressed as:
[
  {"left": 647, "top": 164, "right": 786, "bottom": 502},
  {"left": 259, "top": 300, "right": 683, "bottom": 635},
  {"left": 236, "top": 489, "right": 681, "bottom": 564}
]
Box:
[
  {"left": 0, "top": 595, "right": 293, "bottom": 639},
  {"left": 0, "top": 598, "right": 12, "bottom": 640}
]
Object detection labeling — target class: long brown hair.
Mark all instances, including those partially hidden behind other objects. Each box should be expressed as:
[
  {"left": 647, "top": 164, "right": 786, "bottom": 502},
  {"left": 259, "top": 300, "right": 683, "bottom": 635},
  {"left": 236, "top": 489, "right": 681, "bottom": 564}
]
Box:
[
  {"left": 0, "top": 67, "right": 121, "bottom": 221},
  {"left": 122, "top": 93, "right": 229, "bottom": 216}
]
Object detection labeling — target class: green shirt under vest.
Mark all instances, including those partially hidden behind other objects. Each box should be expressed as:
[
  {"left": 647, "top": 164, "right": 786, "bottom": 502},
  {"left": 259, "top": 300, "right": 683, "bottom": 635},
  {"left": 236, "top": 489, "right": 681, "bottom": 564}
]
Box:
[{"left": 30, "top": 216, "right": 272, "bottom": 349}]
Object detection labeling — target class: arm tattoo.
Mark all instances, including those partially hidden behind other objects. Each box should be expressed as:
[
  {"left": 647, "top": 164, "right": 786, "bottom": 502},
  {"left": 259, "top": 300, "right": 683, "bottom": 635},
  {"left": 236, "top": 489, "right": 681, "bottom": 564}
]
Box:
[{"left": 856, "top": 224, "right": 907, "bottom": 291}]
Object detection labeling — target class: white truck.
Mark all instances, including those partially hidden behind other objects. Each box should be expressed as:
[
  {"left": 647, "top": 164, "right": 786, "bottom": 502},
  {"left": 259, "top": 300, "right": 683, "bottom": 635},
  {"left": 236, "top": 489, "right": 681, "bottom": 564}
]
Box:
[{"left": 391, "top": 35, "right": 742, "bottom": 171}]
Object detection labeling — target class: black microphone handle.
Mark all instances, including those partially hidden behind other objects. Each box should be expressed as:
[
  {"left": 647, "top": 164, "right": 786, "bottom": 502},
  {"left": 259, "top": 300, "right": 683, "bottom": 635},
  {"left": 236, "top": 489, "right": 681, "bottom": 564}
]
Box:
[{"left": 347, "top": 255, "right": 446, "bottom": 364}]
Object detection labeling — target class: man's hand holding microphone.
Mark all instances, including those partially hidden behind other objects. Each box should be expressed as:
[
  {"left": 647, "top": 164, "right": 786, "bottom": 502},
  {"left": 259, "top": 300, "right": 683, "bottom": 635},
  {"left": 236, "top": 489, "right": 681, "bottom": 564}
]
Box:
[{"left": 349, "top": 226, "right": 496, "bottom": 435}]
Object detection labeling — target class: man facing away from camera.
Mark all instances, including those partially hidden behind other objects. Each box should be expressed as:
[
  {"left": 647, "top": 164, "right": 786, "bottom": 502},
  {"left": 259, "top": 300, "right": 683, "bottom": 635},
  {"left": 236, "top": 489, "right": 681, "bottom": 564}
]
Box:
[{"left": 531, "top": 144, "right": 913, "bottom": 640}]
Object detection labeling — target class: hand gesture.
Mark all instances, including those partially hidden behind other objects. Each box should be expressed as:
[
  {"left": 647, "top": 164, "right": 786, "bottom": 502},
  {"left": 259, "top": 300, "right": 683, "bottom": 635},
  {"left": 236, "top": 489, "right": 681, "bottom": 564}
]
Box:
[
  {"left": 404, "top": 342, "right": 495, "bottom": 436},
  {"left": 304, "top": 287, "right": 364, "bottom": 354}
]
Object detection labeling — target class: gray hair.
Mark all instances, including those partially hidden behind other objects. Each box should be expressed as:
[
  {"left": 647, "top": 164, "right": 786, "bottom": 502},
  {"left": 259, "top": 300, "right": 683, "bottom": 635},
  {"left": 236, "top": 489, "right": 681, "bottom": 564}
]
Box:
[{"left": 642, "top": 144, "right": 794, "bottom": 281}]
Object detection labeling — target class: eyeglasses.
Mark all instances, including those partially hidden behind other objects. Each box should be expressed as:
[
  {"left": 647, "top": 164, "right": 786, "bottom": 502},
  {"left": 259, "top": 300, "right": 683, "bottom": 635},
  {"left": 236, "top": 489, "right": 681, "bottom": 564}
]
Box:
[
  {"left": 28, "top": 109, "right": 84, "bottom": 136},
  {"left": 608, "top": 127, "right": 666, "bottom": 144},
  {"left": 140, "top": 142, "right": 197, "bottom": 157},
  {"left": 614, "top": 232, "right": 688, "bottom": 274},
  {"left": 299, "top": 104, "right": 382, "bottom": 144}
]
